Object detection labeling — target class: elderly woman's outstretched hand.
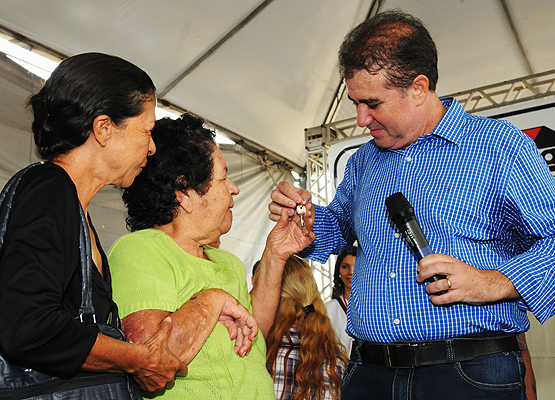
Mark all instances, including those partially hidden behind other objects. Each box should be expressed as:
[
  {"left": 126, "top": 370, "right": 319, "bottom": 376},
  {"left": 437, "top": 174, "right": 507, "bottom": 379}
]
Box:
[
  {"left": 251, "top": 202, "right": 316, "bottom": 337},
  {"left": 266, "top": 207, "right": 316, "bottom": 263}
]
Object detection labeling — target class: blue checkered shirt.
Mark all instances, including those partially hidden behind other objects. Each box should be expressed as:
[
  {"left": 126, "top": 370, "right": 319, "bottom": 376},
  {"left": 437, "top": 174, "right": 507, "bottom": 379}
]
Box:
[{"left": 301, "top": 97, "right": 555, "bottom": 343}]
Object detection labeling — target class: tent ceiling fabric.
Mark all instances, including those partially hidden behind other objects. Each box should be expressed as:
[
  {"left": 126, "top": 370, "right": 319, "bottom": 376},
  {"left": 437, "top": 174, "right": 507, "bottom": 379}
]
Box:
[
  {"left": 0, "top": 0, "right": 370, "bottom": 167},
  {"left": 401, "top": 0, "right": 555, "bottom": 96},
  {"left": 3, "top": 0, "right": 553, "bottom": 167}
]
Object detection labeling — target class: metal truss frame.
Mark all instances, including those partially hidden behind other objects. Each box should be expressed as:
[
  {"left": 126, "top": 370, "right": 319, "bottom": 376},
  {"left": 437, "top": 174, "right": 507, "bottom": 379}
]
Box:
[
  {"left": 305, "top": 69, "right": 555, "bottom": 299},
  {"left": 449, "top": 69, "right": 555, "bottom": 114}
]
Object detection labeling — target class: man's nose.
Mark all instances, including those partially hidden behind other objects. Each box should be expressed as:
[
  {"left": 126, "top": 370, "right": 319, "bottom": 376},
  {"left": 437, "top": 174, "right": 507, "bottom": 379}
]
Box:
[{"left": 357, "top": 105, "right": 374, "bottom": 127}]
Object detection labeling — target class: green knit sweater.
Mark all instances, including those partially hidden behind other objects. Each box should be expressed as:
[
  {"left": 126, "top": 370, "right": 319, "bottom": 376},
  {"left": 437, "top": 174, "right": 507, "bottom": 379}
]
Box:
[{"left": 108, "top": 229, "right": 274, "bottom": 400}]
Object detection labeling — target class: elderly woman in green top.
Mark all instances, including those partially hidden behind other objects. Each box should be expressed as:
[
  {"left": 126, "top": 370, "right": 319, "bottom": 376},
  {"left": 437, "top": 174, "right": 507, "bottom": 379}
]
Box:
[{"left": 108, "top": 113, "right": 315, "bottom": 399}]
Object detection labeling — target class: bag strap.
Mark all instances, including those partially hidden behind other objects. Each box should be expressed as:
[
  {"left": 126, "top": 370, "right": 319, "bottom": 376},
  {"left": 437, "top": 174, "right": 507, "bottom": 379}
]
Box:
[
  {"left": 0, "top": 162, "right": 96, "bottom": 324},
  {"left": 336, "top": 297, "right": 347, "bottom": 314},
  {"left": 0, "top": 163, "right": 45, "bottom": 250},
  {"left": 77, "top": 203, "right": 96, "bottom": 323}
]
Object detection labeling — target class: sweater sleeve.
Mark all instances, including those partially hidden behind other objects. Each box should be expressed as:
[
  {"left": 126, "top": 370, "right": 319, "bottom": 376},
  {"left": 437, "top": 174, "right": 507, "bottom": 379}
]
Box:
[
  {"left": 109, "top": 231, "right": 193, "bottom": 318},
  {"left": 0, "top": 165, "right": 99, "bottom": 378}
]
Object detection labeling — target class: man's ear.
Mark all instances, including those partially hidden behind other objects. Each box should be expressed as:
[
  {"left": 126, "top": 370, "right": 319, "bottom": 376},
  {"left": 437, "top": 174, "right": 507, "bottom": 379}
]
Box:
[
  {"left": 91, "top": 115, "right": 113, "bottom": 147},
  {"left": 410, "top": 75, "right": 430, "bottom": 105}
]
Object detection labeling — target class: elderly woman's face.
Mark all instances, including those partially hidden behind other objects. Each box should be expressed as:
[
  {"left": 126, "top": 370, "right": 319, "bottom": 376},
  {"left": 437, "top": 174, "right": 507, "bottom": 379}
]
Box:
[{"left": 193, "top": 146, "right": 239, "bottom": 242}]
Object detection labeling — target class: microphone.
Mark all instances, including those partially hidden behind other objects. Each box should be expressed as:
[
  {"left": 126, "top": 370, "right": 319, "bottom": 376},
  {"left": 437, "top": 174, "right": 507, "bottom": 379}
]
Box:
[{"left": 385, "top": 192, "right": 446, "bottom": 292}]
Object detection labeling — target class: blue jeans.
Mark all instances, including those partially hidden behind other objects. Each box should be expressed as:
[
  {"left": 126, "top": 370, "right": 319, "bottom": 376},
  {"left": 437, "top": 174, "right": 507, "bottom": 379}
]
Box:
[{"left": 342, "top": 340, "right": 526, "bottom": 400}]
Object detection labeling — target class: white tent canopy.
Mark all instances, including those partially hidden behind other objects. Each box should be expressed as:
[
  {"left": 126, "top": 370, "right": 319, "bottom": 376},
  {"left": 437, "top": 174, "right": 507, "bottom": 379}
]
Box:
[{"left": 2, "top": 0, "right": 555, "bottom": 168}]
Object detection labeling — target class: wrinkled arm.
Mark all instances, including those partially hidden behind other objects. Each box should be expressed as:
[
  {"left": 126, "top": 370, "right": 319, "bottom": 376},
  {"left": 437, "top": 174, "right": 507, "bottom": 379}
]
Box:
[
  {"left": 122, "top": 288, "right": 257, "bottom": 367},
  {"left": 252, "top": 209, "right": 315, "bottom": 337},
  {"left": 81, "top": 317, "right": 181, "bottom": 392},
  {"left": 249, "top": 248, "right": 284, "bottom": 339}
]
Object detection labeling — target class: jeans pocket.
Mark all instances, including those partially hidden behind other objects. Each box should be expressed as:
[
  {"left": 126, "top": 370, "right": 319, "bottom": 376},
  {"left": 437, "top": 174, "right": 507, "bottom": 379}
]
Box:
[{"left": 455, "top": 351, "right": 525, "bottom": 391}]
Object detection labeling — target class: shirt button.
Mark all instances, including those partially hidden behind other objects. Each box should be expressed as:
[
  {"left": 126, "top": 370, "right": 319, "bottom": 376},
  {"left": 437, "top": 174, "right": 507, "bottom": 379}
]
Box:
[
  {"left": 394, "top": 233, "right": 400, "bottom": 238},
  {"left": 406, "top": 156, "right": 412, "bottom": 162},
  {"left": 390, "top": 272, "right": 396, "bottom": 278},
  {"left": 394, "top": 318, "right": 400, "bottom": 325}
]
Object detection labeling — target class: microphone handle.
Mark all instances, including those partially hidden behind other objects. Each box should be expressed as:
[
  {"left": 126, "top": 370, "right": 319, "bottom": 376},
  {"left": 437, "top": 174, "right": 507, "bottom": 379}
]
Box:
[
  {"left": 405, "top": 227, "right": 447, "bottom": 291},
  {"left": 412, "top": 241, "right": 432, "bottom": 262}
]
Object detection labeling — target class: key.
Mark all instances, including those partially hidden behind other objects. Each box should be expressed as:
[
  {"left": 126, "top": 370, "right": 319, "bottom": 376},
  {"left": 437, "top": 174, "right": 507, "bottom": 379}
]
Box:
[{"left": 296, "top": 204, "right": 306, "bottom": 227}]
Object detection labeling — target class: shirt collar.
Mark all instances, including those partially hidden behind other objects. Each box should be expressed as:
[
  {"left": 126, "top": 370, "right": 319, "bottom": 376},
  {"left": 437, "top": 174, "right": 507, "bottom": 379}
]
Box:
[
  {"left": 428, "top": 97, "right": 468, "bottom": 146},
  {"left": 380, "top": 97, "right": 468, "bottom": 154}
]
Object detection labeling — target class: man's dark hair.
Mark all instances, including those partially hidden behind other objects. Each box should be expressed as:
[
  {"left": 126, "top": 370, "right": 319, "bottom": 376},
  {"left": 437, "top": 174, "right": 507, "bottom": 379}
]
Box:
[
  {"left": 123, "top": 113, "right": 216, "bottom": 231},
  {"left": 338, "top": 10, "right": 438, "bottom": 91}
]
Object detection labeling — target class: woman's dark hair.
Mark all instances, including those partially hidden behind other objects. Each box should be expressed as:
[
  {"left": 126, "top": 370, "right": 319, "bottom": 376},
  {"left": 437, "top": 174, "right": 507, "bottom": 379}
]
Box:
[
  {"left": 123, "top": 113, "right": 216, "bottom": 231},
  {"left": 331, "top": 246, "right": 357, "bottom": 300},
  {"left": 29, "top": 52, "right": 156, "bottom": 160},
  {"left": 338, "top": 10, "right": 438, "bottom": 91}
]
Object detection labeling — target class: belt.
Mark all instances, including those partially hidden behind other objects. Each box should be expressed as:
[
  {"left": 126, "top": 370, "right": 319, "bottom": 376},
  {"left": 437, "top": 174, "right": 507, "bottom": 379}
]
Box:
[{"left": 352, "top": 333, "right": 520, "bottom": 368}]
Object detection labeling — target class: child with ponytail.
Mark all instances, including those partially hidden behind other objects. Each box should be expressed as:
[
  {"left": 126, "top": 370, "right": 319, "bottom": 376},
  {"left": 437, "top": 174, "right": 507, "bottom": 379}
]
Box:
[{"left": 262, "top": 256, "right": 348, "bottom": 400}]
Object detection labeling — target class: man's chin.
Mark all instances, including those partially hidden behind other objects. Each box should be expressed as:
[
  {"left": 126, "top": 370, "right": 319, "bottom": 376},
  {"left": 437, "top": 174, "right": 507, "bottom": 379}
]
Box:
[
  {"left": 373, "top": 137, "right": 407, "bottom": 150},
  {"left": 373, "top": 138, "right": 394, "bottom": 149}
]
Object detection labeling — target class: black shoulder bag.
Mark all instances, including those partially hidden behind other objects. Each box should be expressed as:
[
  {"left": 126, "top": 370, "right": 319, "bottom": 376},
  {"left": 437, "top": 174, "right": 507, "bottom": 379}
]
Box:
[{"left": 0, "top": 163, "right": 142, "bottom": 400}]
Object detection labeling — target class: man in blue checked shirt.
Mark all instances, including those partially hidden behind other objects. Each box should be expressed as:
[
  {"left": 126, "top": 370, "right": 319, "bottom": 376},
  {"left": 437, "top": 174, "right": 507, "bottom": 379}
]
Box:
[{"left": 269, "top": 10, "right": 554, "bottom": 400}]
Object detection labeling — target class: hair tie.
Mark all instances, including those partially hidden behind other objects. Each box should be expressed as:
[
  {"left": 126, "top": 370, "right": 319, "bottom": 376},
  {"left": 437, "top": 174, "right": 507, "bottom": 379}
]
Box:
[{"left": 303, "top": 304, "right": 315, "bottom": 314}]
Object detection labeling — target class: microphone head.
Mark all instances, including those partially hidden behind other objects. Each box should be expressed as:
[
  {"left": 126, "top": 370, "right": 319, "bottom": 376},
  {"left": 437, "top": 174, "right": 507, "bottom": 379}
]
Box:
[{"left": 385, "top": 192, "right": 415, "bottom": 226}]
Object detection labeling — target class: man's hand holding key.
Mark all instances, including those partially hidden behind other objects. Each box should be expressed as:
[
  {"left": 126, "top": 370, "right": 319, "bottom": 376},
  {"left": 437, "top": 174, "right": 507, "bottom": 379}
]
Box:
[{"left": 269, "top": 182, "right": 314, "bottom": 237}]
